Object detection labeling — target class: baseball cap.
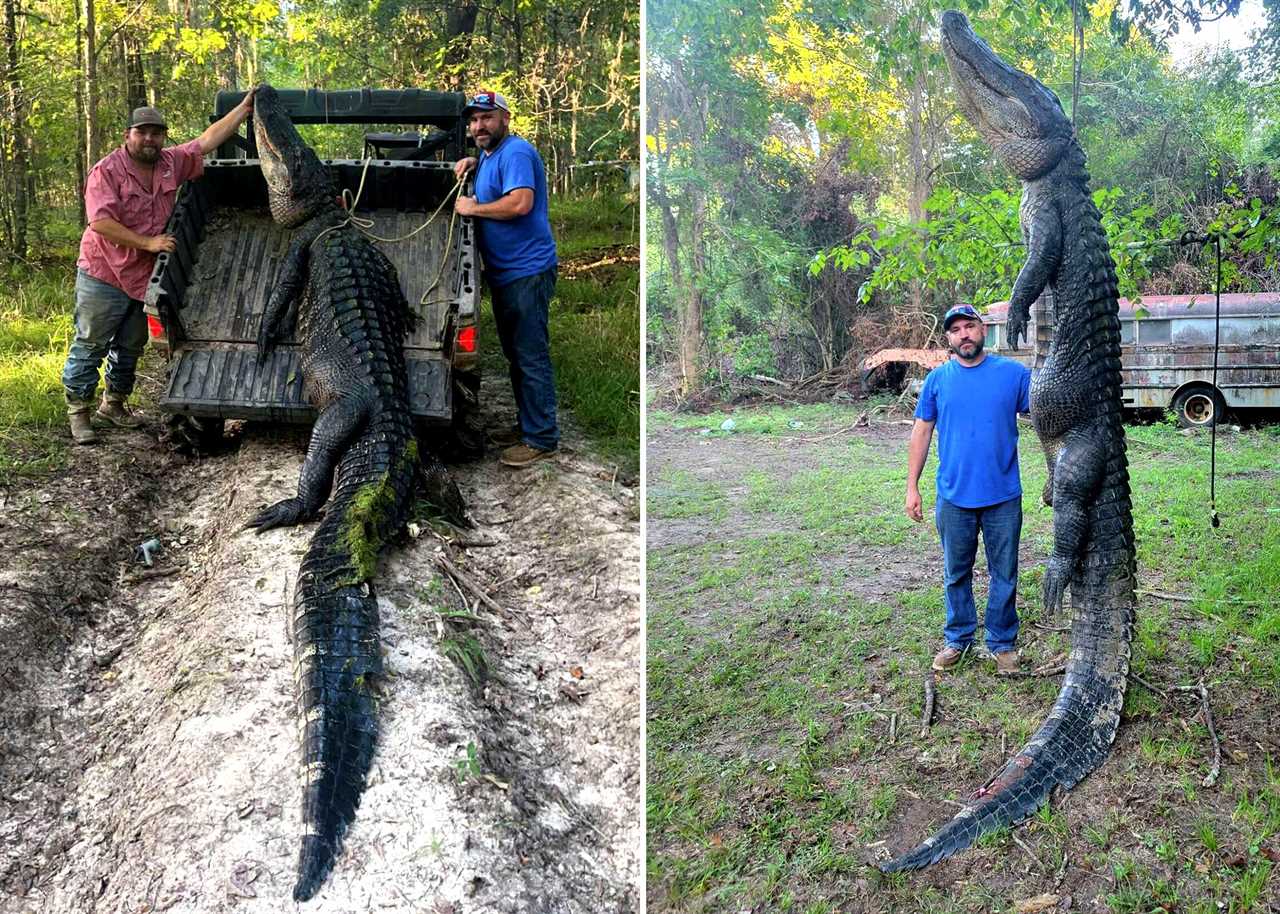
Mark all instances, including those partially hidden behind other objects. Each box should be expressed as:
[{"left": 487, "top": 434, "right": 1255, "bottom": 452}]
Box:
[
  {"left": 942, "top": 303, "right": 983, "bottom": 330},
  {"left": 128, "top": 106, "right": 167, "bottom": 130},
  {"left": 462, "top": 90, "right": 510, "bottom": 117}
]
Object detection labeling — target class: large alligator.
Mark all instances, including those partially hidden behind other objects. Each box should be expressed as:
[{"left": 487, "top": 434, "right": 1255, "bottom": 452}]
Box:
[
  {"left": 246, "top": 84, "right": 464, "bottom": 900},
  {"left": 879, "top": 12, "right": 1137, "bottom": 872}
]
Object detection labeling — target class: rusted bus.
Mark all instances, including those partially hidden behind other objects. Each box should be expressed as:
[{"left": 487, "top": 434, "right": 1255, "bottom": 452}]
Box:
[{"left": 984, "top": 294, "right": 1280, "bottom": 427}]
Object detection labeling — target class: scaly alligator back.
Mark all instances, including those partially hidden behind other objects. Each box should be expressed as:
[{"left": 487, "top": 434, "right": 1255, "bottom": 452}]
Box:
[{"left": 880, "top": 14, "right": 1136, "bottom": 872}]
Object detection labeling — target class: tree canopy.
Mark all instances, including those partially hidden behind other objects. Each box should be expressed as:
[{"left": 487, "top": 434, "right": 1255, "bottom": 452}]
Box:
[
  {"left": 647, "top": 0, "right": 1280, "bottom": 393},
  {"left": 0, "top": 0, "right": 638, "bottom": 258}
]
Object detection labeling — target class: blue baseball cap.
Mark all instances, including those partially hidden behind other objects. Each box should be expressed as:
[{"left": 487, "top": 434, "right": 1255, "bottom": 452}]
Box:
[
  {"left": 462, "top": 90, "right": 510, "bottom": 117},
  {"left": 942, "top": 303, "right": 983, "bottom": 330}
]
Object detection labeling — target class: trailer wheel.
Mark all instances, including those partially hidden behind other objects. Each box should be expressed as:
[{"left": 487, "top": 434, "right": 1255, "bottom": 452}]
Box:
[
  {"left": 1172, "top": 387, "right": 1225, "bottom": 429},
  {"left": 160, "top": 413, "right": 227, "bottom": 455}
]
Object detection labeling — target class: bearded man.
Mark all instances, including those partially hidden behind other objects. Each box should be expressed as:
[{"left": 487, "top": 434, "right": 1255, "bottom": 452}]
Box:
[
  {"left": 453, "top": 90, "right": 559, "bottom": 468},
  {"left": 63, "top": 94, "right": 255, "bottom": 444},
  {"left": 904, "top": 304, "right": 1033, "bottom": 675}
]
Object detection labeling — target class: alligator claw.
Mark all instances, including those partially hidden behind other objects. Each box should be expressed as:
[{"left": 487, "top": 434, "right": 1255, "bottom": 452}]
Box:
[
  {"left": 1007, "top": 313, "right": 1026, "bottom": 349},
  {"left": 1042, "top": 556, "right": 1071, "bottom": 615},
  {"left": 246, "top": 497, "right": 309, "bottom": 533},
  {"left": 255, "top": 335, "right": 276, "bottom": 366}
]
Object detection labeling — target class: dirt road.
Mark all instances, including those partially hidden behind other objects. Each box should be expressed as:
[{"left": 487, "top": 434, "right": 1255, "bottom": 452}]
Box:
[{"left": 0, "top": 376, "right": 640, "bottom": 914}]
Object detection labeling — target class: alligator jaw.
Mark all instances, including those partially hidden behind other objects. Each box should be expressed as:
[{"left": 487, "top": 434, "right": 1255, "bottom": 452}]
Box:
[
  {"left": 940, "top": 10, "right": 1071, "bottom": 180},
  {"left": 252, "top": 83, "right": 335, "bottom": 227}
]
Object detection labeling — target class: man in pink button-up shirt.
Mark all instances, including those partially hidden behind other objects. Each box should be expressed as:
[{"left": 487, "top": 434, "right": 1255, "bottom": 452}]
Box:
[{"left": 62, "top": 91, "right": 256, "bottom": 444}]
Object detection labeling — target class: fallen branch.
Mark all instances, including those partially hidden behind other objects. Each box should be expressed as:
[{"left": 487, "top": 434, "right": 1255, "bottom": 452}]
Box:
[
  {"left": 748, "top": 374, "right": 788, "bottom": 387},
  {"left": 1138, "top": 588, "right": 1266, "bottom": 608},
  {"left": 1128, "top": 670, "right": 1169, "bottom": 699},
  {"left": 1010, "top": 830, "right": 1048, "bottom": 872},
  {"left": 1002, "top": 664, "right": 1066, "bottom": 679},
  {"left": 920, "top": 671, "right": 937, "bottom": 738},
  {"left": 889, "top": 712, "right": 897, "bottom": 745},
  {"left": 1172, "top": 679, "right": 1222, "bottom": 788},
  {"left": 123, "top": 566, "right": 181, "bottom": 584},
  {"left": 434, "top": 553, "right": 518, "bottom": 622}
]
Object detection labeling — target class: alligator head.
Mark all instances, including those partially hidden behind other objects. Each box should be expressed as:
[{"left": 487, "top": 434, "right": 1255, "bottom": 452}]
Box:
[
  {"left": 941, "top": 10, "right": 1071, "bottom": 180},
  {"left": 253, "top": 84, "right": 336, "bottom": 226}
]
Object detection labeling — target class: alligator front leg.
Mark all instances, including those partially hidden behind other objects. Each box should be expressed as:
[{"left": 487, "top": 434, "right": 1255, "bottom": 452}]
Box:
[
  {"left": 1042, "top": 428, "right": 1106, "bottom": 613},
  {"left": 247, "top": 394, "right": 373, "bottom": 532},
  {"left": 1007, "top": 202, "right": 1062, "bottom": 349},
  {"left": 256, "top": 237, "right": 311, "bottom": 363}
]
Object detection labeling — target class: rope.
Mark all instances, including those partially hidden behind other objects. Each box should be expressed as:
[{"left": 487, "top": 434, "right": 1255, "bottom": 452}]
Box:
[
  {"left": 310, "top": 156, "right": 468, "bottom": 310},
  {"left": 1210, "top": 234, "right": 1221, "bottom": 529}
]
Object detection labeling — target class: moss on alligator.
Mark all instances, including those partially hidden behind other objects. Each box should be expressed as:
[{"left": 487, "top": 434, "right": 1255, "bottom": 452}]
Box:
[{"left": 336, "top": 438, "right": 419, "bottom": 584}]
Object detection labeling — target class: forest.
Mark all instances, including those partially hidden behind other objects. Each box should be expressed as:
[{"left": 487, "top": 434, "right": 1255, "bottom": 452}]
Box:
[
  {"left": 0, "top": 0, "right": 638, "bottom": 258},
  {"left": 647, "top": 0, "right": 1280, "bottom": 397}
]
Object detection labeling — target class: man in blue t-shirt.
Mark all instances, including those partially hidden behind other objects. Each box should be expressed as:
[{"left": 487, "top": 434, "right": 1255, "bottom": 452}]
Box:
[
  {"left": 905, "top": 304, "right": 1032, "bottom": 675},
  {"left": 453, "top": 90, "right": 559, "bottom": 468}
]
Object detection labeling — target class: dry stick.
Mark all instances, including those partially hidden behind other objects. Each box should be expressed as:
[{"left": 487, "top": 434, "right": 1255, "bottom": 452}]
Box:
[
  {"left": 889, "top": 712, "right": 897, "bottom": 745},
  {"left": 920, "top": 671, "right": 937, "bottom": 738},
  {"left": 1002, "top": 664, "right": 1067, "bottom": 679},
  {"left": 1172, "top": 679, "right": 1222, "bottom": 787},
  {"left": 1138, "top": 588, "right": 1265, "bottom": 608},
  {"left": 1128, "top": 670, "right": 1169, "bottom": 700},
  {"left": 1010, "top": 830, "right": 1049, "bottom": 872},
  {"left": 434, "top": 553, "right": 518, "bottom": 622}
]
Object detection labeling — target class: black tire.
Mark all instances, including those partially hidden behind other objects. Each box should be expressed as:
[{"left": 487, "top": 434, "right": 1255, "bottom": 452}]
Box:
[
  {"left": 1172, "top": 387, "right": 1225, "bottom": 429},
  {"left": 437, "top": 369, "right": 484, "bottom": 462},
  {"left": 160, "top": 413, "right": 227, "bottom": 455}
]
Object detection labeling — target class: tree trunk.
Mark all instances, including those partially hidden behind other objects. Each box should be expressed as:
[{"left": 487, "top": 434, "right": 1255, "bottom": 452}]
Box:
[
  {"left": 125, "top": 36, "right": 146, "bottom": 111},
  {"left": 444, "top": 0, "right": 479, "bottom": 90},
  {"left": 74, "top": 0, "right": 86, "bottom": 224},
  {"left": 906, "top": 60, "right": 929, "bottom": 317},
  {"left": 2, "top": 0, "right": 28, "bottom": 258},
  {"left": 84, "top": 0, "right": 100, "bottom": 168}
]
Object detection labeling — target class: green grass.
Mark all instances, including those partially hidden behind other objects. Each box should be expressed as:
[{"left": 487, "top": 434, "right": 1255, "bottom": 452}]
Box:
[
  {"left": 648, "top": 404, "right": 1280, "bottom": 913},
  {"left": 480, "top": 191, "right": 639, "bottom": 472},
  {"left": 0, "top": 262, "right": 75, "bottom": 482}
]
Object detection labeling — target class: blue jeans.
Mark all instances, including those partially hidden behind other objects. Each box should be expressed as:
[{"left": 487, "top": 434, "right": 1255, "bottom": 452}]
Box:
[
  {"left": 935, "top": 495, "right": 1022, "bottom": 654},
  {"left": 490, "top": 267, "right": 559, "bottom": 451},
  {"left": 61, "top": 270, "right": 148, "bottom": 403}
]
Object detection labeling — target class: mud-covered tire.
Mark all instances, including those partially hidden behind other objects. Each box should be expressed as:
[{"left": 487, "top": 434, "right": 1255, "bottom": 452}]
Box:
[
  {"left": 1172, "top": 387, "right": 1225, "bottom": 429},
  {"left": 159, "top": 413, "right": 227, "bottom": 456},
  {"left": 432, "top": 369, "right": 484, "bottom": 463}
]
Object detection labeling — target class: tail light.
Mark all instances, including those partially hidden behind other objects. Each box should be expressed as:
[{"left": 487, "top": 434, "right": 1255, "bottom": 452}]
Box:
[{"left": 456, "top": 325, "right": 476, "bottom": 353}]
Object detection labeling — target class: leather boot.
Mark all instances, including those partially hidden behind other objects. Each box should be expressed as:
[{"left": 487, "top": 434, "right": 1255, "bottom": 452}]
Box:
[
  {"left": 95, "top": 392, "right": 143, "bottom": 428},
  {"left": 67, "top": 400, "right": 99, "bottom": 445}
]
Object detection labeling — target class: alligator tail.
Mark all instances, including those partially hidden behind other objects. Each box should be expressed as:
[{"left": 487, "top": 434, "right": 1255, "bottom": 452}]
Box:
[
  {"left": 881, "top": 482, "right": 1134, "bottom": 873},
  {"left": 290, "top": 424, "right": 418, "bottom": 901}
]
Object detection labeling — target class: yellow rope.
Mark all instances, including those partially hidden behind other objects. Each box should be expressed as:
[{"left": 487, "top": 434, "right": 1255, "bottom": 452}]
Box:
[{"left": 310, "top": 156, "right": 468, "bottom": 310}]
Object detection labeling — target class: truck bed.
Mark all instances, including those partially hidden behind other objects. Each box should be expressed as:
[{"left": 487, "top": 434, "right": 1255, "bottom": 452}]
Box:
[{"left": 147, "top": 159, "right": 478, "bottom": 423}]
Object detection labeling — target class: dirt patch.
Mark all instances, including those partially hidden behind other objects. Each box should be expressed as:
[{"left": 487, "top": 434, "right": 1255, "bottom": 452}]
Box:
[{"left": 0, "top": 374, "right": 639, "bottom": 913}]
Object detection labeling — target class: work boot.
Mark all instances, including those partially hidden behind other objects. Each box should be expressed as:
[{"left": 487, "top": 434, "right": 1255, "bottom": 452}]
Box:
[
  {"left": 499, "top": 443, "right": 556, "bottom": 468},
  {"left": 95, "top": 392, "right": 143, "bottom": 428},
  {"left": 67, "top": 400, "right": 99, "bottom": 445},
  {"left": 488, "top": 424, "right": 523, "bottom": 448},
  {"left": 994, "top": 650, "right": 1021, "bottom": 676},
  {"left": 932, "top": 644, "right": 968, "bottom": 672}
]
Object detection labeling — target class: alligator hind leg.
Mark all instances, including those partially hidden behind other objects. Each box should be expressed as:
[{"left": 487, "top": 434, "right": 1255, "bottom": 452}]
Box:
[
  {"left": 1042, "top": 428, "right": 1106, "bottom": 613},
  {"left": 248, "top": 394, "right": 372, "bottom": 532}
]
